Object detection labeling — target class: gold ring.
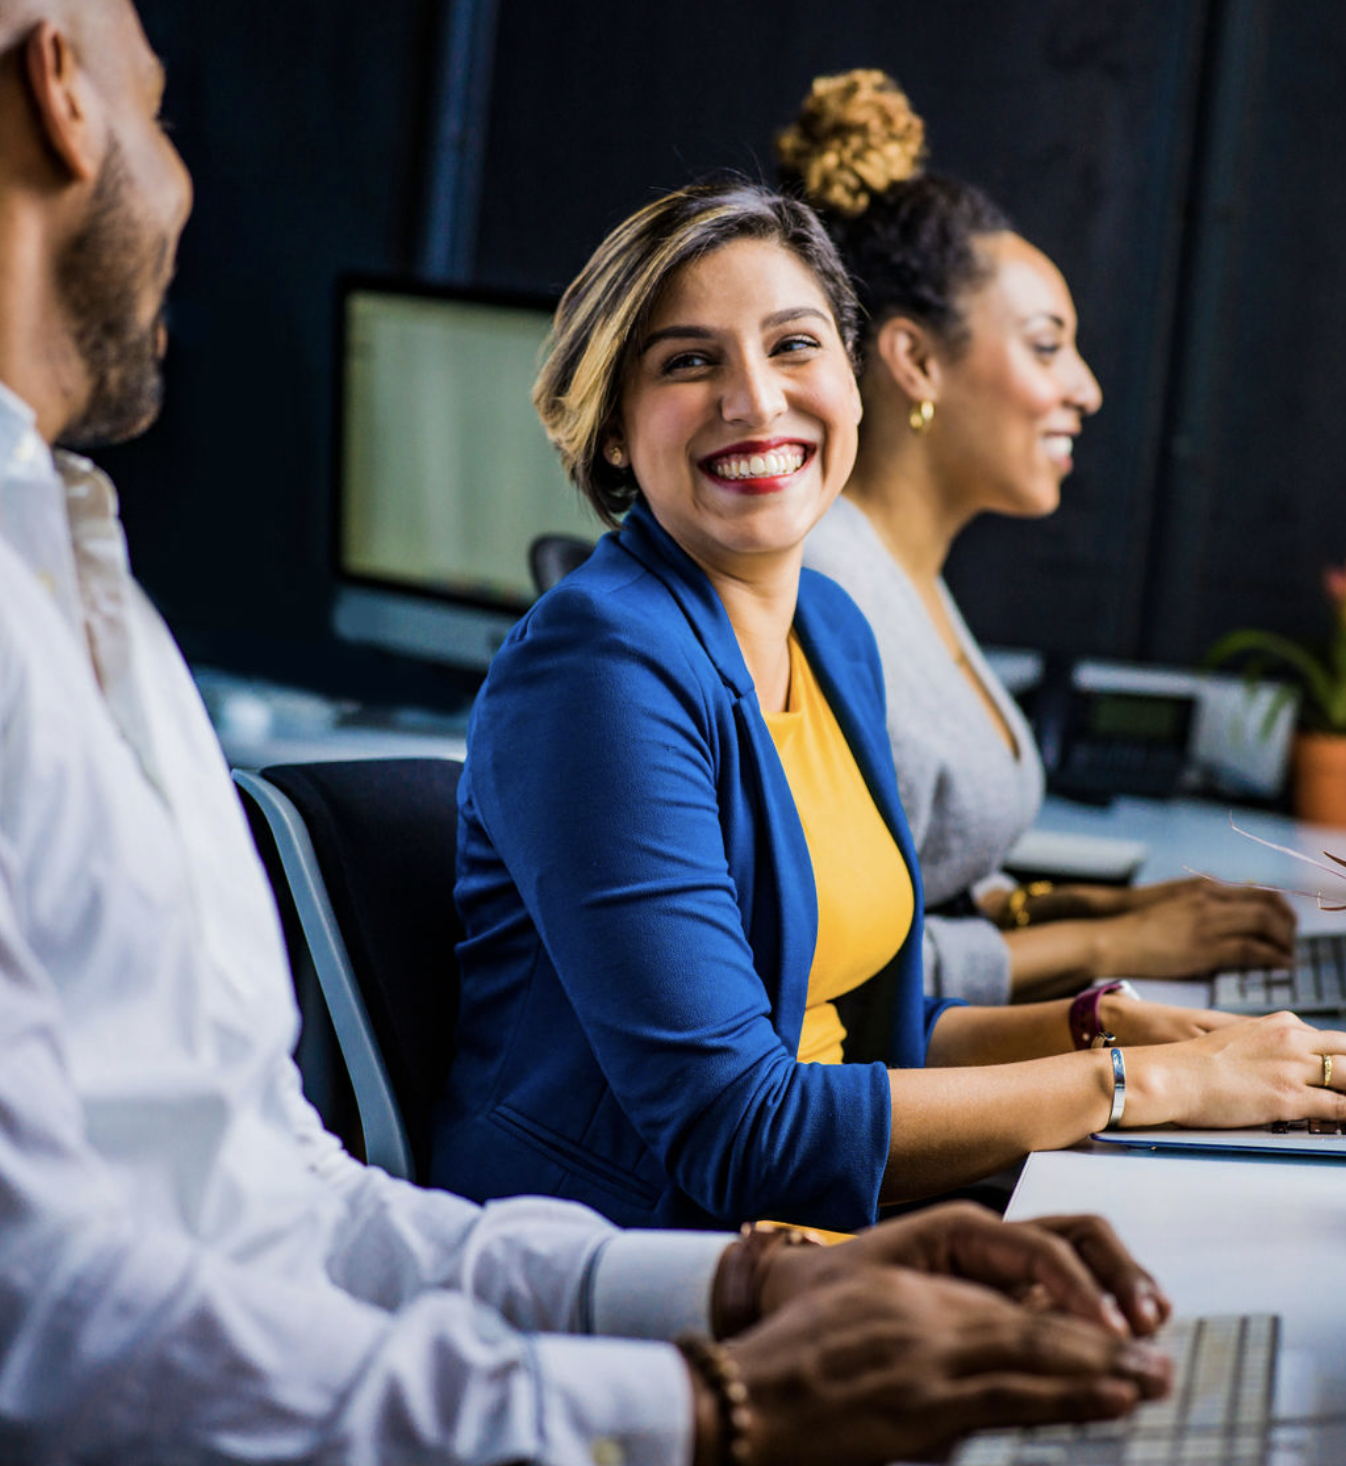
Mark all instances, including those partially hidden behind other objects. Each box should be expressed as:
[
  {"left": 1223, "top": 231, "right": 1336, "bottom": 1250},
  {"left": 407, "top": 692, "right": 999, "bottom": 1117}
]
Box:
[{"left": 1322, "top": 1053, "right": 1334, "bottom": 1089}]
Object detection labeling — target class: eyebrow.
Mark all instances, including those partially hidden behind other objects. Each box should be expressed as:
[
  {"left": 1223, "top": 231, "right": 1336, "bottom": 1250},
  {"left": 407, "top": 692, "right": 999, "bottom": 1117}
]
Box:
[
  {"left": 639, "top": 305, "right": 831, "bottom": 356},
  {"left": 1020, "top": 312, "right": 1069, "bottom": 331}
]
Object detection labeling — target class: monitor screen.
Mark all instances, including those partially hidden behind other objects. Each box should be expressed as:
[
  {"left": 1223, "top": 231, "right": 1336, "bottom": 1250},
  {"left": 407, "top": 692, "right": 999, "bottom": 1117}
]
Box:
[{"left": 333, "top": 277, "right": 602, "bottom": 673}]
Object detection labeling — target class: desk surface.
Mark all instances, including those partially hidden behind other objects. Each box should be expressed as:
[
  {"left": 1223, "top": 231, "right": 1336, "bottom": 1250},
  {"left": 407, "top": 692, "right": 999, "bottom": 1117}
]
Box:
[
  {"left": 1010, "top": 1142, "right": 1346, "bottom": 1459},
  {"left": 1036, "top": 792, "right": 1346, "bottom": 935},
  {"left": 192, "top": 667, "right": 469, "bottom": 769},
  {"left": 1008, "top": 796, "right": 1346, "bottom": 1459}
]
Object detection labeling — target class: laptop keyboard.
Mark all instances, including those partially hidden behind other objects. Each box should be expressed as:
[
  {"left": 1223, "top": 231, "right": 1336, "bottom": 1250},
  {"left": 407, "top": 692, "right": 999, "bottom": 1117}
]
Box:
[
  {"left": 951, "top": 1312, "right": 1278, "bottom": 1466},
  {"left": 1212, "top": 933, "right": 1346, "bottom": 1015}
]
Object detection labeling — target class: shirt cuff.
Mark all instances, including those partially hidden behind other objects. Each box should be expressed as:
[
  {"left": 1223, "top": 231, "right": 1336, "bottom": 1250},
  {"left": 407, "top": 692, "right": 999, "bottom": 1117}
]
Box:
[
  {"left": 588, "top": 1229, "right": 733, "bottom": 1340},
  {"left": 972, "top": 871, "right": 1016, "bottom": 900},
  {"left": 531, "top": 1334, "right": 695, "bottom": 1466}
]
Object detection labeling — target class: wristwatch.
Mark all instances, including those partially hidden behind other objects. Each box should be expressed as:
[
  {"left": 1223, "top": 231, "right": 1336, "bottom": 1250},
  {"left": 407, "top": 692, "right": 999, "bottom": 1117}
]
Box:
[{"left": 1069, "top": 980, "right": 1139, "bottom": 1050}]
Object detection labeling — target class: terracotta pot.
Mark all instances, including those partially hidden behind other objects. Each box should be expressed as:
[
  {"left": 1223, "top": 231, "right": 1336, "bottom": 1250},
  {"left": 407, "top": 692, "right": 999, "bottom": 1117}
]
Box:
[{"left": 1291, "top": 731, "right": 1346, "bottom": 826}]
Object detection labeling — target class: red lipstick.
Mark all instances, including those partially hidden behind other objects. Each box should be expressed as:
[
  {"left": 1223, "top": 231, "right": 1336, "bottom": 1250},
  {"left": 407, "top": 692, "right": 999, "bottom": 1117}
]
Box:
[{"left": 698, "top": 438, "right": 814, "bottom": 495}]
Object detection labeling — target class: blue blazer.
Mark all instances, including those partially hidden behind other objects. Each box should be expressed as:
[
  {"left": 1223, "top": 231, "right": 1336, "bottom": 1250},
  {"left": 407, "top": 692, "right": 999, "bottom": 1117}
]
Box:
[{"left": 432, "top": 502, "right": 958, "bottom": 1230}]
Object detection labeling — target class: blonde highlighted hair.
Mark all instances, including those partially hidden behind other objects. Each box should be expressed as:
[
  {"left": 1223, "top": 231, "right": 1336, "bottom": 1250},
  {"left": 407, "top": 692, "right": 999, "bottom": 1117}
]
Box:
[{"left": 532, "top": 178, "right": 859, "bottom": 526}]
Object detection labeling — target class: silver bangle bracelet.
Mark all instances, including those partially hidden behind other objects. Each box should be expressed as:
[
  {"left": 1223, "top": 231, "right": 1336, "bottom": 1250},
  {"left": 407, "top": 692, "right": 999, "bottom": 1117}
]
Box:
[{"left": 1106, "top": 1047, "right": 1126, "bottom": 1129}]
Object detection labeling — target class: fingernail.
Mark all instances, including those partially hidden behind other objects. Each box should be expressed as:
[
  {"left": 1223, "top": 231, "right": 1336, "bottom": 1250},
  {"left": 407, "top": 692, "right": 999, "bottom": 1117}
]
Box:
[
  {"left": 1101, "top": 1295, "right": 1129, "bottom": 1335},
  {"left": 1135, "top": 1291, "right": 1163, "bottom": 1329},
  {"left": 1120, "top": 1342, "right": 1171, "bottom": 1383}
]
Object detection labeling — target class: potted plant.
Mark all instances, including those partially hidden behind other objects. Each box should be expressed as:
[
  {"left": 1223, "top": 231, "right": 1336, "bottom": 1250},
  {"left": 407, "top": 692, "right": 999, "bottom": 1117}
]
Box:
[{"left": 1206, "top": 563, "right": 1346, "bottom": 824}]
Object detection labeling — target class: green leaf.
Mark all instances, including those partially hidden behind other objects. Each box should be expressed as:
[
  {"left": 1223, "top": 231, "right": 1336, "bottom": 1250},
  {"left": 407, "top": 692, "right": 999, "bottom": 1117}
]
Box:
[{"left": 1205, "top": 628, "right": 1338, "bottom": 726}]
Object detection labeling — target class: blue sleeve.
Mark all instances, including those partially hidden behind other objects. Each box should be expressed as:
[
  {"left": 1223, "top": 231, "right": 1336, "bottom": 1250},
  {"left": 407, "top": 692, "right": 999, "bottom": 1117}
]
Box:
[
  {"left": 465, "top": 588, "right": 892, "bottom": 1230},
  {"left": 922, "top": 995, "right": 965, "bottom": 1057}
]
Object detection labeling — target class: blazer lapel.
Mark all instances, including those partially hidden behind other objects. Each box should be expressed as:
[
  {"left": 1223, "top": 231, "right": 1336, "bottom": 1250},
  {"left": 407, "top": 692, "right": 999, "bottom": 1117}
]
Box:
[{"left": 615, "top": 502, "right": 819, "bottom": 1044}]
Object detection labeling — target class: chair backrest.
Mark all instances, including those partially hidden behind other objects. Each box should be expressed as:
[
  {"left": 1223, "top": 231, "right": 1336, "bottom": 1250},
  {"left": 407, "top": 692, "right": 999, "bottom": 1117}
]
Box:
[
  {"left": 528, "top": 533, "right": 595, "bottom": 594},
  {"left": 235, "top": 757, "right": 463, "bottom": 1182}
]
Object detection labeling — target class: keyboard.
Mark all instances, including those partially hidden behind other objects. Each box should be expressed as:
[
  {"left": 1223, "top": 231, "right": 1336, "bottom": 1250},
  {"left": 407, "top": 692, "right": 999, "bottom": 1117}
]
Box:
[
  {"left": 951, "top": 1312, "right": 1278, "bottom": 1466},
  {"left": 1212, "top": 932, "right": 1346, "bottom": 1015}
]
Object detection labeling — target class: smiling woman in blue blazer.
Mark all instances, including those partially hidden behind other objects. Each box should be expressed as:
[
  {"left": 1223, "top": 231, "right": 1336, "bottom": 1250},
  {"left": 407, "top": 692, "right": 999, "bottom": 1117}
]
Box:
[{"left": 431, "top": 180, "right": 1346, "bottom": 1233}]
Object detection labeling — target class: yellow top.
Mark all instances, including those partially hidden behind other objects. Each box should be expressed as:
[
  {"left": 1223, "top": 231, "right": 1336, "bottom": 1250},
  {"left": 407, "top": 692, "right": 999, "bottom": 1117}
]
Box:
[{"left": 764, "top": 636, "right": 914, "bottom": 1065}]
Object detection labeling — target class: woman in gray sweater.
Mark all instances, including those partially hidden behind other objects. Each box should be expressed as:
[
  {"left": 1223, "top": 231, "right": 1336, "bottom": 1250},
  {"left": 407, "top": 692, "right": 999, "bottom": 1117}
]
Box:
[{"left": 782, "top": 68, "right": 1294, "bottom": 1004}]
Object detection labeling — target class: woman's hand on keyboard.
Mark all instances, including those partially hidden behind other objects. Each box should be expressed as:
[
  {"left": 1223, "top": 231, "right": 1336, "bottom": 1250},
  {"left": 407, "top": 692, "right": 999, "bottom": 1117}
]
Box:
[
  {"left": 1127, "top": 1009, "right": 1346, "bottom": 1128},
  {"left": 1084, "top": 879, "right": 1296, "bottom": 979},
  {"left": 759, "top": 1200, "right": 1171, "bottom": 1340}
]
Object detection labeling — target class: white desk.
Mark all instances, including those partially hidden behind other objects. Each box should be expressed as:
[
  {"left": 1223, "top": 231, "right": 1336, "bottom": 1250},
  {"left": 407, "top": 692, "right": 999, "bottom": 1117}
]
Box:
[
  {"left": 1009, "top": 1144, "right": 1346, "bottom": 1460},
  {"left": 1033, "top": 792, "right": 1346, "bottom": 928},
  {"left": 1003, "top": 795, "right": 1346, "bottom": 1458},
  {"left": 1029, "top": 795, "right": 1346, "bottom": 1027}
]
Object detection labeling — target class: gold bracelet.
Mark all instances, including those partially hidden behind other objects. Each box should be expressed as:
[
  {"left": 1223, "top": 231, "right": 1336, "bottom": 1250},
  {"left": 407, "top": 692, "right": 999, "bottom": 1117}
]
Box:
[{"left": 1003, "top": 880, "right": 1055, "bottom": 929}]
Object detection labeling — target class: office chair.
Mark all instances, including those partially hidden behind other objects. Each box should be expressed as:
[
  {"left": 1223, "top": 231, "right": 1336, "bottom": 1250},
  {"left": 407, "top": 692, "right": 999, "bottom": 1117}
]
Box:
[
  {"left": 234, "top": 757, "right": 463, "bottom": 1182},
  {"left": 528, "top": 533, "right": 595, "bottom": 594}
]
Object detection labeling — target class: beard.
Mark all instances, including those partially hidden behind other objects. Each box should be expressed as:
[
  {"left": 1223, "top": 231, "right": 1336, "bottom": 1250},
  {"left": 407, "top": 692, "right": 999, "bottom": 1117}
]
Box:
[{"left": 55, "top": 137, "right": 173, "bottom": 451}]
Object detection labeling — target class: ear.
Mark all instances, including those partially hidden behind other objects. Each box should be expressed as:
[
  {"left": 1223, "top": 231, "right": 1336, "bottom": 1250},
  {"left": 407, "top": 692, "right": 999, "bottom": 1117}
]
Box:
[
  {"left": 601, "top": 425, "right": 628, "bottom": 469},
  {"left": 872, "top": 316, "right": 943, "bottom": 404},
  {"left": 22, "top": 21, "right": 100, "bottom": 183}
]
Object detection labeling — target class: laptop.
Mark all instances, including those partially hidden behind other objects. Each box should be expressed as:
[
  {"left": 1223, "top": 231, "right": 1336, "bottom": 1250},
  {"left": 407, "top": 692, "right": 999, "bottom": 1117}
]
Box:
[{"left": 1093, "top": 1120, "right": 1346, "bottom": 1160}]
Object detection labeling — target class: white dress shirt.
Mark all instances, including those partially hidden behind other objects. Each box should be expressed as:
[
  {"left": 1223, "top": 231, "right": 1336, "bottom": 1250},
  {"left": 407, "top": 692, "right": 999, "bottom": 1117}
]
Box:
[{"left": 0, "top": 380, "right": 728, "bottom": 1464}]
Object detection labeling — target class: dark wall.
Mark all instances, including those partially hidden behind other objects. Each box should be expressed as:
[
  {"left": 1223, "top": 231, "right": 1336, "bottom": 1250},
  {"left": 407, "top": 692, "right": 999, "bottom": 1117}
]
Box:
[
  {"left": 1145, "top": 1, "right": 1346, "bottom": 661},
  {"left": 106, "top": 0, "right": 1346, "bottom": 705},
  {"left": 109, "top": 0, "right": 456, "bottom": 704},
  {"left": 475, "top": 0, "right": 1210, "bottom": 659}
]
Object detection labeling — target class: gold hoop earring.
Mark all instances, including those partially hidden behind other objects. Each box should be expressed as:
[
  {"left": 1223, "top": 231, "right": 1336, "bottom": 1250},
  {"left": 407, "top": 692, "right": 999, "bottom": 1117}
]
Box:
[
  {"left": 607, "top": 444, "right": 625, "bottom": 467},
  {"left": 909, "top": 400, "right": 935, "bottom": 435}
]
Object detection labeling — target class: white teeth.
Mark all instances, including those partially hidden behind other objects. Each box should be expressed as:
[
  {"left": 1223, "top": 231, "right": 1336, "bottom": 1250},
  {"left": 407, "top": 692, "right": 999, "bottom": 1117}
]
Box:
[
  {"left": 710, "top": 447, "right": 807, "bottom": 480},
  {"left": 1043, "top": 435, "right": 1074, "bottom": 457}
]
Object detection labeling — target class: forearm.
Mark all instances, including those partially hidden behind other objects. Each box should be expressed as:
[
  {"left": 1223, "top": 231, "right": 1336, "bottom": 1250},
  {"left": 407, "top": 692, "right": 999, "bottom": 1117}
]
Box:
[
  {"left": 884, "top": 1002, "right": 1330, "bottom": 1203},
  {"left": 924, "top": 999, "right": 1076, "bottom": 1065},
  {"left": 304, "top": 1073, "right": 735, "bottom": 1344},
  {"left": 1005, "top": 920, "right": 1110, "bottom": 998},
  {"left": 883, "top": 1050, "right": 1116, "bottom": 1202},
  {"left": 0, "top": 1196, "right": 702, "bottom": 1466},
  {"left": 1002, "top": 881, "right": 1298, "bottom": 988}
]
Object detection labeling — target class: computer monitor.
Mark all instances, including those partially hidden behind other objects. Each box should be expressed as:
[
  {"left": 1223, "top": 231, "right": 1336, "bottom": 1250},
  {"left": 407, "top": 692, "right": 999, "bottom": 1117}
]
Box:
[{"left": 332, "top": 276, "right": 601, "bottom": 675}]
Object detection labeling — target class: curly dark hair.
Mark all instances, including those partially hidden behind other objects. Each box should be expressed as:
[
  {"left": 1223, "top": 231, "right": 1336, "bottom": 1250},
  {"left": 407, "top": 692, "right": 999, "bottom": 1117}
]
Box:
[{"left": 777, "top": 69, "right": 1011, "bottom": 358}]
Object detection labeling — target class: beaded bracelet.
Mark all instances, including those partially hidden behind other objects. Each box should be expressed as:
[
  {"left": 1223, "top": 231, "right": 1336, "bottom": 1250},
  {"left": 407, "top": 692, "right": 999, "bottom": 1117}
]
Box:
[
  {"left": 677, "top": 1333, "right": 753, "bottom": 1466},
  {"left": 712, "top": 1222, "right": 823, "bottom": 1340}
]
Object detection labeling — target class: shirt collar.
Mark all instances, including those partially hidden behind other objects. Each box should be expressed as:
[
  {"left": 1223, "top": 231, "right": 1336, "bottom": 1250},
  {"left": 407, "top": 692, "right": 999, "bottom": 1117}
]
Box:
[
  {"left": 0, "top": 378, "right": 51, "bottom": 481},
  {"left": 0, "top": 379, "right": 124, "bottom": 587},
  {"left": 0, "top": 380, "right": 158, "bottom": 785}
]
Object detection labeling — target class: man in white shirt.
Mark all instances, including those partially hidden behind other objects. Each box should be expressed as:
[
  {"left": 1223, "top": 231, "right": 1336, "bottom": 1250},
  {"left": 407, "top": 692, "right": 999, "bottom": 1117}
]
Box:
[{"left": 0, "top": 0, "right": 1173, "bottom": 1461}]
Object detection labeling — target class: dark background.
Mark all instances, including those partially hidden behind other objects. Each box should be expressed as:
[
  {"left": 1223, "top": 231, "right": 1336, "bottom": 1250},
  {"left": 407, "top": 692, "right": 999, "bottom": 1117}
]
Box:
[{"left": 111, "top": 0, "right": 1346, "bottom": 711}]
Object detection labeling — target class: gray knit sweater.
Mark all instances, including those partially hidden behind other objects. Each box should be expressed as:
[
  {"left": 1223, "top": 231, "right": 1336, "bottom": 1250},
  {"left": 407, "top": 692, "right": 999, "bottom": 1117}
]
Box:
[{"left": 804, "top": 496, "right": 1044, "bottom": 1004}]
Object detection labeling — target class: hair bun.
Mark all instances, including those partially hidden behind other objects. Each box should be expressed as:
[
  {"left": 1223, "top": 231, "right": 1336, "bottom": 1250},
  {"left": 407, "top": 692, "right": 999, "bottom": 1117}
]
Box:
[{"left": 776, "top": 68, "right": 926, "bottom": 218}]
